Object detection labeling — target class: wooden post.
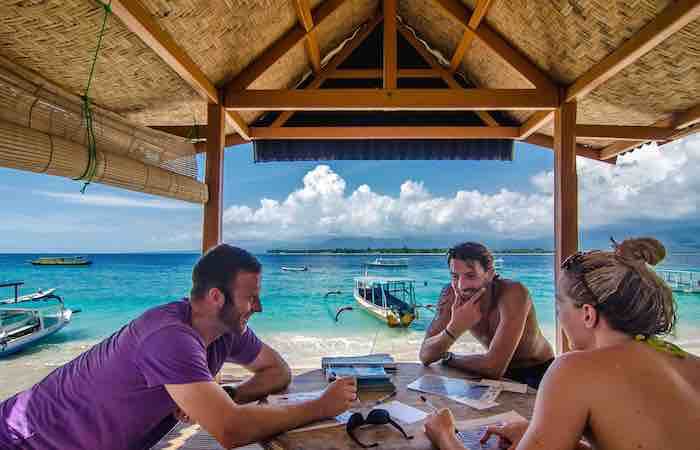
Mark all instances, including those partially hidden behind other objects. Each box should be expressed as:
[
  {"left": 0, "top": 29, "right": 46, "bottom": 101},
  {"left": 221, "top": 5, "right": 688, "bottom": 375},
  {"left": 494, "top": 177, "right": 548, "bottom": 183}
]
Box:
[
  {"left": 202, "top": 102, "right": 225, "bottom": 254},
  {"left": 553, "top": 100, "right": 578, "bottom": 354},
  {"left": 383, "top": 0, "right": 397, "bottom": 89}
]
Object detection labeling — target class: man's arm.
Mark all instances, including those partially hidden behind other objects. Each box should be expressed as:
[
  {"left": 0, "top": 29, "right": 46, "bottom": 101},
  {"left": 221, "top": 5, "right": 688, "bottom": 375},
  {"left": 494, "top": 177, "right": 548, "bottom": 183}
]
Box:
[
  {"left": 166, "top": 377, "right": 356, "bottom": 449},
  {"left": 233, "top": 343, "right": 291, "bottom": 403},
  {"left": 419, "top": 285, "right": 457, "bottom": 365},
  {"left": 448, "top": 283, "right": 530, "bottom": 379}
]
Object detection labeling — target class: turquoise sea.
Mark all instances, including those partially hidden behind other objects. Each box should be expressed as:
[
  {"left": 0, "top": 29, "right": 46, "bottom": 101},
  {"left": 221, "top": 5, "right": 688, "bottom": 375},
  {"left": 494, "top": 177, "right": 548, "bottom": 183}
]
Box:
[{"left": 2, "top": 252, "right": 699, "bottom": 399}]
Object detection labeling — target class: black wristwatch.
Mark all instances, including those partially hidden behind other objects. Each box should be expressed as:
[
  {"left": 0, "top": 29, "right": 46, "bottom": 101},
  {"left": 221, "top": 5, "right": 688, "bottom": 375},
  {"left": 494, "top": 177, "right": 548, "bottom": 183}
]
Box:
[{"left": 440, "top": 351, "right": 454, "bottom": 366}]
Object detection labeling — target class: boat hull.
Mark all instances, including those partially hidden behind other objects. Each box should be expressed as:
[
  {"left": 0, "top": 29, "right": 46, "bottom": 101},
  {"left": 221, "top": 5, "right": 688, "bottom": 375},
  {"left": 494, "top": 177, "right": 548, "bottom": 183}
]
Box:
[
  {"left": 354, "top": 294, "right": 414, "bottom": 328},
  {"left": 0, "top": 310, "right": 72, "bottom": 357},
  {"left": 31, "top": 261, "right": 92, "bottom": 266}
]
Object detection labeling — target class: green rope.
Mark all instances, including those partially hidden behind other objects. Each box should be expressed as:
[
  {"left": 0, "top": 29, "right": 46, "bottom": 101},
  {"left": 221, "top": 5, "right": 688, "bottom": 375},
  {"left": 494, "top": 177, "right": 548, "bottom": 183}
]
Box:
[{"left": 75, "top": 0, "right": 111, "bottom": 193}]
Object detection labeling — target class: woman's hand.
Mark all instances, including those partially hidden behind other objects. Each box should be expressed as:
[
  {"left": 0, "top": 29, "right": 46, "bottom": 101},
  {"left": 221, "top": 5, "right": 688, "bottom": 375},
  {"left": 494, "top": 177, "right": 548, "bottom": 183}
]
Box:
[
  {"left": 425, "top": 408, "right": 464, "bottom": 449},
  {"left": 480, "top": 420, "right": 529, "bottom": 450}
]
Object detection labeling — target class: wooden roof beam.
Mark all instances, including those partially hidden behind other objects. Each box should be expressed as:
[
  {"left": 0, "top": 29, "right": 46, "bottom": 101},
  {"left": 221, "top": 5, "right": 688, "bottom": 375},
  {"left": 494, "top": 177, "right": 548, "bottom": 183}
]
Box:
[
  {"left": 225, "top": 89, "right": 559, "bottom": 111},
  {"left": 109, "top": 0, "right": 250, "bottom": 140},
  {"left": 524, "top": 133, "right": 615, "bottom": 164},
  {"left": 449, "top": 0, "right": 493, "bottom": 72},
  {"left": 575, "top": 125, "right": 674, "bottom": 141},
  {"left": 250, "top": 126, "right": 520, "bottom": 139},
  {"left": 566, "top": 0, "right": 700, "bottom": 102},
  {"left": 328, "top": 69, "right": 440, "bottom": 78},
  {"left": 396, "top": 23, "right": 499, "bottom": 127},
  {"left": 673, "top": 103, "right": 700, "bottom": 129},
  {"left": 293, "top": 0, "right": 322, "bottom": 72},
  {"left": 383, "top": 0, "right": 398, "bottom": 89},
  {"left": 600, "top": 102, "right": 700, "bottom": 160},
  {"left": 270, "top": 14, "right": 383, "bottom": 128},
  {"left": 433, "top": 0, "right": 558, "bottom": 94},
  {"left": 223, "top": 0, "right": 348, "bottom": 94},
  {"left": 520, "top": 1, "right": 700, "bottom": 145}
]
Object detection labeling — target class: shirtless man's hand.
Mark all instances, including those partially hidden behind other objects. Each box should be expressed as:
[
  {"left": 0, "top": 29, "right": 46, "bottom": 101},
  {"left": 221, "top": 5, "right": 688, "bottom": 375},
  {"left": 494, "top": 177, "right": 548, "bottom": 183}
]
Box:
[{"left": 447, "top": 287, "right": 486, "bottom": 337}]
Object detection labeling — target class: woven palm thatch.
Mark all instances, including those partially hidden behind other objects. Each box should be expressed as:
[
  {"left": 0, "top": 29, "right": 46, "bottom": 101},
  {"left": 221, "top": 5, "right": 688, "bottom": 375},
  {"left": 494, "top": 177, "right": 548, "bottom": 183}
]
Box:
[{"left": 0, "top": 0, "right": 697, "bottom": 176}]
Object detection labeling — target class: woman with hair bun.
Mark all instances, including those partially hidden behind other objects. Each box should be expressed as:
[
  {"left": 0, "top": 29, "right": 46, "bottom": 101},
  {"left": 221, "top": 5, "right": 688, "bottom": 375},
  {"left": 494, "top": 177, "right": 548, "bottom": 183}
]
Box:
[{"left": 425, "top": 237, "right": 700, "bottom": 450}]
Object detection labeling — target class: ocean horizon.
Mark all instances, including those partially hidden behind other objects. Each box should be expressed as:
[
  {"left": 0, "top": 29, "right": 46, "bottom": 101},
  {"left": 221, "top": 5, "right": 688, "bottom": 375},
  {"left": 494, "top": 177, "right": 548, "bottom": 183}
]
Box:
[{"left": 2, "top": 252, "right": 699, "bottom": 400}]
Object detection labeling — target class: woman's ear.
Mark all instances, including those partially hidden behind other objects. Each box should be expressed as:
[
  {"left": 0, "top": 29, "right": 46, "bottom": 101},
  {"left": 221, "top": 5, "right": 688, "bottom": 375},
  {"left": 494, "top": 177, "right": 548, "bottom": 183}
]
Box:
[{"left": 581, "top": 304, "right": 599, "bottom": 329}]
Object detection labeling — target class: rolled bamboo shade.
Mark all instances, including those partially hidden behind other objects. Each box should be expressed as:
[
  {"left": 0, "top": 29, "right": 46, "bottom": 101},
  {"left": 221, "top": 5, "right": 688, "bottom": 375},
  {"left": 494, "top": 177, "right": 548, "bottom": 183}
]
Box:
[
  {"left": 0, "top": 57, "right": 198, "bottom": 177},
  {"left": 0, "top": 118, "right": 207, "bottom": 204}
]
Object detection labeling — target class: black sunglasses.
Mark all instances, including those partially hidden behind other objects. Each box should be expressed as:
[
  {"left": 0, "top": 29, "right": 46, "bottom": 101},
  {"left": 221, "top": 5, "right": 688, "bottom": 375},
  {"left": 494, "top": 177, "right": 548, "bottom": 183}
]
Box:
[{"left": 346, "top": 409, "right": 413, "bottom": 448}]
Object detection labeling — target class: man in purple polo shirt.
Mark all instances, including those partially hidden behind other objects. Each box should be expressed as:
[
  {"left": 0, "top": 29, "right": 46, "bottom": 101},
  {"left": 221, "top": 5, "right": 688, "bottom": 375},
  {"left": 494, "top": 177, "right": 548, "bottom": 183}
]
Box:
[{"left": 0, "top": 245, "right": 357, "bottom": 450}]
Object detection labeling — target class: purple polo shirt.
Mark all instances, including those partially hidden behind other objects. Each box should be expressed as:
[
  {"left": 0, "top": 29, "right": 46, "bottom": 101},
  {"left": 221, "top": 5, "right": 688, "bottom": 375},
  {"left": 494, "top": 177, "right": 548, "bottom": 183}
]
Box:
[{"left": 0, "top": 300, "right": 262, "bottom": 450}]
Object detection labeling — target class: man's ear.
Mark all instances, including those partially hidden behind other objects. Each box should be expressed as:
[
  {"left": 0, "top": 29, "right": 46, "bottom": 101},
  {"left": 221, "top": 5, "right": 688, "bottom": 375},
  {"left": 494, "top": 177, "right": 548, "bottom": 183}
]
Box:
[
  {"left": 207, "top": 287, "right": 225, "bottom": 307},
  {"left": 581, "top": 304, "right": 599, "bottom": 329}
]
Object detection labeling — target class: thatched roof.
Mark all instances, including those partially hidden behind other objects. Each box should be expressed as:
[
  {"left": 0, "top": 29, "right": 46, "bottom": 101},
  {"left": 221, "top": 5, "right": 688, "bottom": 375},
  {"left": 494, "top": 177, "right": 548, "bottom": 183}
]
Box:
[{"left": 1, "top": 0, "right": 698, "bottom": 164}]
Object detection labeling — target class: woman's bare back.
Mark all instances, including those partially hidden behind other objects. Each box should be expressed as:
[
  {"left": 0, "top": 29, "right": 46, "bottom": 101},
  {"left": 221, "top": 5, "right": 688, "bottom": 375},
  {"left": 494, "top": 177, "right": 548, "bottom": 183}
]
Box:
[{"left": 581, "top": 343, "right": 700, "bottom": 450}]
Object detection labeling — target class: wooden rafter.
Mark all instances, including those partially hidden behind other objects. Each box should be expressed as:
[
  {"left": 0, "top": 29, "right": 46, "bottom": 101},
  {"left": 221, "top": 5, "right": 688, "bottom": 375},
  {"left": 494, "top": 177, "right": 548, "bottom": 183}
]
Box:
[
  {"left": 449, "top": 0, "right": 493, "bottom": 72},
  {"left": 600, "top": 103, "right": 700, "bottom": 160},
  {"left": 673, "top": 103, "right": 700, "bottom": 129},
  {"left": 575, "top": 125, "right": 674, "bottom": 141},
  {"left": 109, "top": 0, "right": 249, "bottom": 140},
  {"left": 518, "top": 1, "right": 700, "bottom": 146},
  {"left": 524, "top": 133, "right": 615, "bottom": 164},
  {"left": 383, "top": 0, "right": 398, "bottom": 89},
  {"left": 271, "top": 14, "right": 383, "bottom": 128},
  {"left": 250, "top": 126, "right": 520, "bottom": 139},
  {"left": 433, "top": 0, "right": 557, "bottom": 93},
  {"left": 566, "top": 0, "right": 700, "bottom": 102},
  {"left": 519, "top": 111, "right": 554, "bottom": 139},
  {"left": 224, "top": 89, "right": 559, "bottom": 111},
  {"left": 396, "top": 23, "right": 499, "bottom": 127},
  {"left": 293, "top": 0, "right": 322, "bottom": 72},
  {"left": 223, "top": 0, "right": 347, "bottom": 94}
]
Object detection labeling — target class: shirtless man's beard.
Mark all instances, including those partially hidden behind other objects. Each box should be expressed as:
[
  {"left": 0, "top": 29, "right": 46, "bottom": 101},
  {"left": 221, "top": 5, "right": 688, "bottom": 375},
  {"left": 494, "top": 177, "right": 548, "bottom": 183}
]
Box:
[{"left": 454, "top": 278, "right": 491, "bottom": 304}]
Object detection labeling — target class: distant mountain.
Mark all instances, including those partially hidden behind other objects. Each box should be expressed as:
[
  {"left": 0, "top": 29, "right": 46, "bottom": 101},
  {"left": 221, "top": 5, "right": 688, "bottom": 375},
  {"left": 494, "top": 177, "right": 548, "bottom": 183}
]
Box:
[{"left": 259, "top": 222, "right": 700, "bottom": 254}]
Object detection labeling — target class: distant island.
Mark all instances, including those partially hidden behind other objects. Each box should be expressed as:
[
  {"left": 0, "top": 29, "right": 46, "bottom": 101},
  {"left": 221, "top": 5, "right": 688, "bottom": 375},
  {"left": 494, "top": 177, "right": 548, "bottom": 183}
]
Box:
[{"left": 267, "top": 247, "right": 552, "bottom": 255}]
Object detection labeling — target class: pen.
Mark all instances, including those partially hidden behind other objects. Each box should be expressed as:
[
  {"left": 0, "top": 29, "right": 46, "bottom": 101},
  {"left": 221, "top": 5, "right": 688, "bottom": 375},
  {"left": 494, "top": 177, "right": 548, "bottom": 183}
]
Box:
[
  {"left": 374, "top": 390, "right": 397, "bottom": 405},
  {"left": 420, "top": 395, "right": 459, "bottom": 435},
  {"left": 419, "top": 395, "right": 438, "bottom": 412}
]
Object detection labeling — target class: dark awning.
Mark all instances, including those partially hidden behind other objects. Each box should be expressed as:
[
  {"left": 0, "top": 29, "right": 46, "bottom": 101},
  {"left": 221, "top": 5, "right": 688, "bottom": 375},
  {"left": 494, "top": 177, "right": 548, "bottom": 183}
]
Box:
[{"left": 253, "top": 139, "right": 514, "bottom": 162}]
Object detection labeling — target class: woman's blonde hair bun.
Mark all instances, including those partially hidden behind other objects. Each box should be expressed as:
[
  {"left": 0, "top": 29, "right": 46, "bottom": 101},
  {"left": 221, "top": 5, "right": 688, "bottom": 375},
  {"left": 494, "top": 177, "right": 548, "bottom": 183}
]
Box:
[{"left": 615, "top": 237, "right": 666, "bottom": 267}]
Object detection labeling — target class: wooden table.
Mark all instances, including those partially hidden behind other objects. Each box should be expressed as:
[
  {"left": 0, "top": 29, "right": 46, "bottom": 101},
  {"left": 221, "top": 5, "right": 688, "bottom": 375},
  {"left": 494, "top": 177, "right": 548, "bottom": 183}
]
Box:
[{"left": 154, "top": 363, "right": 536, "bottom": 450}]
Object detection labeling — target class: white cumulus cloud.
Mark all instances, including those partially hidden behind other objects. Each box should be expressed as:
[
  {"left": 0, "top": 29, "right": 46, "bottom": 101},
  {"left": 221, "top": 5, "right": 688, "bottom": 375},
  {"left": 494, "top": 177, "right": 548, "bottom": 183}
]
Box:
[{"left": 221, "top": 135, "right": 700, "bottom": 243}]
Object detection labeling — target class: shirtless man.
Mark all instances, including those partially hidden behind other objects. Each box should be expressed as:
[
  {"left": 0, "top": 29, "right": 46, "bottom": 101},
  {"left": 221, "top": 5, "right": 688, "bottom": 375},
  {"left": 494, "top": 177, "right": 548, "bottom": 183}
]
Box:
[
  {"left": 419, "top": 242, "right": 554, "bottom": 388},
  {"left": 424, "top": 237, "right": 700, "bottom": 450}
]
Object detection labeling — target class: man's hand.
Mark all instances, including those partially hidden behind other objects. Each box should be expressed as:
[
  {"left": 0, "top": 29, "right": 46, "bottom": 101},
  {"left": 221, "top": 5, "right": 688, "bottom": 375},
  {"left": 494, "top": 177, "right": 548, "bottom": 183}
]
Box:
[
  {"left": 480, "top": 420, "right": 529, "bottom": 450},
  {"left": 425, "top": 408, "right": 462, "bottom": 449},
  {"left": 447, "top": 287, "right": 486, "bottom": 336},
  {"left": 316, "top": 377, "right": 357, "bottom": 418}
]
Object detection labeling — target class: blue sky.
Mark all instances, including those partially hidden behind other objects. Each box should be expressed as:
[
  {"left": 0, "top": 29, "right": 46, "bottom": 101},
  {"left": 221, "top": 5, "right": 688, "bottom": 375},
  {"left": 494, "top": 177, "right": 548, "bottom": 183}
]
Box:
[{"left": 1, "top": 136, "right": 699, "bottom": 253}]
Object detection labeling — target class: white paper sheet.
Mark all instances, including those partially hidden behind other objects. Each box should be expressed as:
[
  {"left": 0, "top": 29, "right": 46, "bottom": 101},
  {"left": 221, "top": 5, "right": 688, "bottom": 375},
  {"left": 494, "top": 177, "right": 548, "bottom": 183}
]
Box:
[
  {"left": 479, "top": 379, "right": 529, "bottom": 394},
  {"left": 455, "top": 410, "right": 527, "bottom": 449},
  {"left": 380, "top": 400, "right": 429, "bottom": 424},
  {"left": 407, "top": 375, "right": 502, "bottom": 410}
]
